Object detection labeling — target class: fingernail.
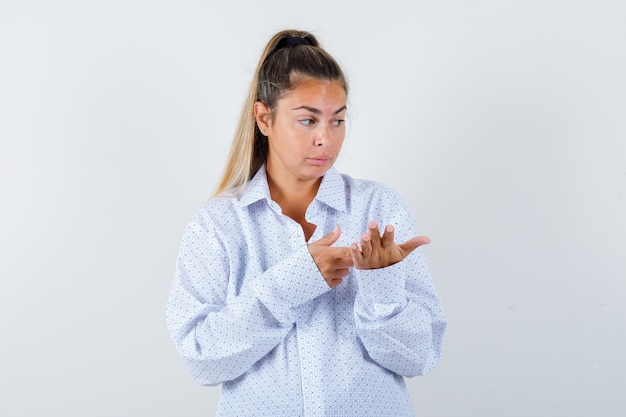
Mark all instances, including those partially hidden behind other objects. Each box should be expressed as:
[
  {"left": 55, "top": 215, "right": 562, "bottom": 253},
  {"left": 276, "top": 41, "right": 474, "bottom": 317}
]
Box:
[
  {"left": 368, "top": 221, "right": 376, "bottom": 229},
  {"left": 350, "top": 243, "right": 358, "bottom": 250},
  {"left": 386, "top": 225, "right": 394, "bottom": 233}
]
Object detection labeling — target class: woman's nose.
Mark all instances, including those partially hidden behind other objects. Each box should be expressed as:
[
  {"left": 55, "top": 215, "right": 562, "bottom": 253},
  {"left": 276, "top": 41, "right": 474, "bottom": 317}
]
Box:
[{"left": 314, "top": 125, "right": 331, "bottom": 146}]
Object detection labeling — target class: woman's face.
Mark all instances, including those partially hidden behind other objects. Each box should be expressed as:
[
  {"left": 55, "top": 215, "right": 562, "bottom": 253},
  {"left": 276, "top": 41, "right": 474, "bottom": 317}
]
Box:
[{"left": 257, "top": 77, "right": 347, "bottom": 185}]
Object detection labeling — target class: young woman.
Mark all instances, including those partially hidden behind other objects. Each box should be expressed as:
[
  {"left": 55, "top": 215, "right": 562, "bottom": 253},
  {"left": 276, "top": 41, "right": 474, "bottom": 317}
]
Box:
[{"left": 166, "top": 29, "right": 446, "bottom": 416}]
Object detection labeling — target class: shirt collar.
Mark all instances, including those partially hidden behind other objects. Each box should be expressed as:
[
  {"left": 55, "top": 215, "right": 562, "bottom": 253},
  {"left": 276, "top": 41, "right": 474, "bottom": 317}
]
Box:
[
  {"left": 236, "top": 165, "right": 347, "bottom": 213},
  {"left": 314, "top": 167, "right": 347, "bottom": 212},
  {"left": 236, "top": 165, "right": 271, "bottom": 207}
]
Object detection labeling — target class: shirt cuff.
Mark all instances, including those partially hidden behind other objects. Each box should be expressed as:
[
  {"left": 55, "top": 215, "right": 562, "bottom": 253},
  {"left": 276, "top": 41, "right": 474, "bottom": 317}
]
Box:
[
  {"left": 354, "top": 261, "right": 408, "bottom": 317},
  {"left": 247, "top": 245, "right": 331, "bottom": 324}
]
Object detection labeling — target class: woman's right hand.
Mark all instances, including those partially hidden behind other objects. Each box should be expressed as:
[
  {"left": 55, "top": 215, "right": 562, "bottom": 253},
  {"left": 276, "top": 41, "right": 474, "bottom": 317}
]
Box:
[
  {"left": 308, "top": 226, "right": 354, "bottom": 288},
  {"left": 349, "top": 221, "right": 430, "bottom": 270}
]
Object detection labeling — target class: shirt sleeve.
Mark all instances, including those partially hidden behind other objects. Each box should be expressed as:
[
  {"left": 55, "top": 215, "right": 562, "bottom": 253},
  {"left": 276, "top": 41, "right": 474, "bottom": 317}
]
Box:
[
  {"left": 353, "top": 189, "right": 447, "bottom": 377},
  {"left": 166, "top": 216, "right": 330, "bottom": 386}
]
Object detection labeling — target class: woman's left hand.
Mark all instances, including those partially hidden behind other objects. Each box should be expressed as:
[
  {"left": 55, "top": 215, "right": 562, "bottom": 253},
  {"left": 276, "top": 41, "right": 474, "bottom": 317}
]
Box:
[{"left": 349, "top": 221, "right": 430, "bottom": 270}]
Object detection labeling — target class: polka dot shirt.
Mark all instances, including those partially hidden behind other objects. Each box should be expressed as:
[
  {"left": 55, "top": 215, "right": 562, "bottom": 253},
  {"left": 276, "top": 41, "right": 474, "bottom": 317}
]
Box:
[{"left": 166, "top": 166, "right": 446, "bottom": 416}]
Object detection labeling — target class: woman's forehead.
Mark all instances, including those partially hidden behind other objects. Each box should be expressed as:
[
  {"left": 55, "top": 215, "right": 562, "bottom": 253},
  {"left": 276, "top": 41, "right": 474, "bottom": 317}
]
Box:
[{"left": 278, "top": 79, "right": 347, "bottom": 112}]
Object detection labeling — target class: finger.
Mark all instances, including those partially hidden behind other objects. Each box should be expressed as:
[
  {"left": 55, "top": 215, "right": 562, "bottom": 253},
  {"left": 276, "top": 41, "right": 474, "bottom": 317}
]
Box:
[
  {"left": 312, "top": 225, "right": 342, "bottom": 247},
  {"left": 398, "top": 236, "right": 431, "bottom": 255},
  {"left": 336, "top": 254, "right": 355, "bottom": 269},
  {"left": 367, "top": 221, "right": 381, "bottom": 247},
  {"left": 349, "top": 242, "right": 363, "bottom": 264},
  {"left": 336, "top": 267, "right": 350, "bottom": 278},
  {"left": 360, "top": 232, "right": 372, "bottom": 258},
  {"left": 328, "top": 277, "right": 344, "bottom": 288},
  {"left": 327, "top": 266, "right": 351, "bottom": 280},
  {"left": 381, "top": 224, "right": 395, "bottom": 248},
  {"left": 328, "top": 245, "right": 352, "bottom": 259}
]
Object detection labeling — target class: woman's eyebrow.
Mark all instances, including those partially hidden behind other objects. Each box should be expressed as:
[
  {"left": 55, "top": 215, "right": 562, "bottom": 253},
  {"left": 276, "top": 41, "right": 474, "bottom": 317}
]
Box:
[{"left": 291, "top": 105, "right": 347, "bottom": 115}]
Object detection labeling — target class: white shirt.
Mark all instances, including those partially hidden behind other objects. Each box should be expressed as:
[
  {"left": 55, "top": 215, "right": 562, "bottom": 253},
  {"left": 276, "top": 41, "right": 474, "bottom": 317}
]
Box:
[{"left": 166, "top": 166, "right": 446, "bottom": 416}]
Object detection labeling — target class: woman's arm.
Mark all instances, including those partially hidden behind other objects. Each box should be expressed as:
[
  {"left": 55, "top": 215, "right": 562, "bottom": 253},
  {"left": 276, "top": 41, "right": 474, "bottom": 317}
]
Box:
[
  {"left": 351, "top": 192, "right": 447, "bottom": 377},
  {"left": 166, "top": 219, "right": 330, "bottom": 386}
]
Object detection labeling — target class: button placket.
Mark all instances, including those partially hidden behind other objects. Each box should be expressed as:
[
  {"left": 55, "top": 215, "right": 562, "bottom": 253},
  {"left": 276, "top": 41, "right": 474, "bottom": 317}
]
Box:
[{"left": 295, "top": 317, "right": 325, "bottom": 416}]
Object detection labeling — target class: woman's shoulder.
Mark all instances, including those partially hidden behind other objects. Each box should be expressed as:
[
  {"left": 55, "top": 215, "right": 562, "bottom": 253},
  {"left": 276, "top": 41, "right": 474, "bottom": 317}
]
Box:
[
  {"left": 187, "top": 195, "right": 242, "bottom": 230},
  {"left": 338, "top": 172, "right": 419, "bottom": 236},
  {"left": 336, "top": 171, "right": 415, "bottom": 219},
  {"left": 339, "top": 172, "right": 406, "bottom": 201}
]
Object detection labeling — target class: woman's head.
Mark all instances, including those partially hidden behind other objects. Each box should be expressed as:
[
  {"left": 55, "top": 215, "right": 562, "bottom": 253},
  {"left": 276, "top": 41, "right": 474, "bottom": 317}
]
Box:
[
  {"left": 215, "top": 29, "right": 348, "bottom": 196},
  {"left": 256, "top": 30, "right": 347, "bottom": 113}
]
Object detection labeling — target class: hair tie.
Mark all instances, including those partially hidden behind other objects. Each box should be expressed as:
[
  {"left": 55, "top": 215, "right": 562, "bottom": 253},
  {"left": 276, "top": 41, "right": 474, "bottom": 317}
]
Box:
[
  {"left": 277, "top": 37, "right": 311, "bottom": 50},
  {"left": 286, "top": 37, "right": 310, "bottom": 47}
]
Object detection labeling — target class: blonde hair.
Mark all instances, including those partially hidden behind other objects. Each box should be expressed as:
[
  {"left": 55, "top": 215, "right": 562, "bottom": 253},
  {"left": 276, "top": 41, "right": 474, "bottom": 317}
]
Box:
[{"left": 213, "top": 29, "right": 348, "bottom": 197}]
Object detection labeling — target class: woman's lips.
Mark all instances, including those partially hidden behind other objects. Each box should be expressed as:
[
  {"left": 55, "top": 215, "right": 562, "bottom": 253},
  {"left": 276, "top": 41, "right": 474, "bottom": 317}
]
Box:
[{"left": 308, "top": 156, "right": 331, "bottom": 166}]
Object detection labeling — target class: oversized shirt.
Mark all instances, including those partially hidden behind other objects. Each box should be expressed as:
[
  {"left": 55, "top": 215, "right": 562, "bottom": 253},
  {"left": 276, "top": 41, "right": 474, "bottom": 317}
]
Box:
[{"left": 166, "top": 166, "right": 446, "bottom": 417}]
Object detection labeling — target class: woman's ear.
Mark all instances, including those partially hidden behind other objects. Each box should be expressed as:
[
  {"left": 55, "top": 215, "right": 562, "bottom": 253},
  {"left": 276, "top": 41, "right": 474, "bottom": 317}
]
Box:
[{"left": 254, "top": 101, "right": 271, "bottom": 136}]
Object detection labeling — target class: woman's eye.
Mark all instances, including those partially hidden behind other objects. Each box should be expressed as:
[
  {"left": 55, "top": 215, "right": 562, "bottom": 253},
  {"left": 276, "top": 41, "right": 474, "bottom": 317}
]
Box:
[
  {"left": 332, "top": 119, "right": 345, "bottom": 126},
  {"left": 299, "top": 119, "right": 315, "bottom": 126}
]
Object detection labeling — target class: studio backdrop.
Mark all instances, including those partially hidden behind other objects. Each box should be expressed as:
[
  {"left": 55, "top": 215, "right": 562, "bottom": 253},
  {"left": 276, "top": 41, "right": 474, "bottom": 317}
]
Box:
[{"left": 1, "top": 1, "right": 625, "bottom": 416}]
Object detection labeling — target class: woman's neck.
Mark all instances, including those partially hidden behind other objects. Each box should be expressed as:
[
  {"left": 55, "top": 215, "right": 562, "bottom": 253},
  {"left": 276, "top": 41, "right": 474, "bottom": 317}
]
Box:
[
  {"left": 266, "top": 172, "right": 321, "bottom": 240},
  {"left": 267, "top": 172, "right": 320, "bottom": 210}
]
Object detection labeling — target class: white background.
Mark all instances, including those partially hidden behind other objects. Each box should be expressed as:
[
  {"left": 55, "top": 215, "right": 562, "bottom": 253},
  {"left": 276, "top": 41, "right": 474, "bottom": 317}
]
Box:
[{"left": 1, "top": 1, "right": 625, "bottom": 416}]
